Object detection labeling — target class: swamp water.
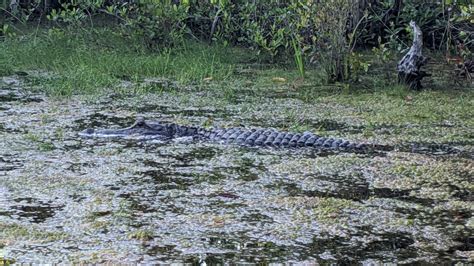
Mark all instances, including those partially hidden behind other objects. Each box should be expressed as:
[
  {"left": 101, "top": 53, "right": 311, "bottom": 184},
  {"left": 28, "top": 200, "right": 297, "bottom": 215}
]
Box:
[{"left": 0, "top": 75, "right": 472, "bottom": 264}]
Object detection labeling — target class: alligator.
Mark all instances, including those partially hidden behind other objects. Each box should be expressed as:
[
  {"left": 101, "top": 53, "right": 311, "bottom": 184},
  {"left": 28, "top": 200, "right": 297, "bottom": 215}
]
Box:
[{"left": 79, "top": 117, "right": 388, "bottom": 153}]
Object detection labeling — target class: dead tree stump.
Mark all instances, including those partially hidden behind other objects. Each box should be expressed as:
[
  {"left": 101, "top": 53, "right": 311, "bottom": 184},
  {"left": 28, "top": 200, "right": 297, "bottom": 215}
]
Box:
[{"left": 397, "top": 21, "right": 430, "bottom": 90}]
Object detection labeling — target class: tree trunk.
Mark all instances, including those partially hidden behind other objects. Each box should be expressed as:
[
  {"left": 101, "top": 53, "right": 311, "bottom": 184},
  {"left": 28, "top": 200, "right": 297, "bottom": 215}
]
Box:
[{"left": 397, "top": 21, "right": 430, "bottom": 90}]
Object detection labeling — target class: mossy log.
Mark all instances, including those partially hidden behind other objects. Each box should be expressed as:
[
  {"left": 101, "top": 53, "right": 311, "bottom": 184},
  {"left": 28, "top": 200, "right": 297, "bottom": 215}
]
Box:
[{"left": 397, "top": 21, "right": 430, "bottom": 90}]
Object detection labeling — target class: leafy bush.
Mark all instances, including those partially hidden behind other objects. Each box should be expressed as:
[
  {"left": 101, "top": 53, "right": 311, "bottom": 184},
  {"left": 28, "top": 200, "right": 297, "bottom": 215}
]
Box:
[
  {"left": 310, "top": 0, "right": 356, "bottom": 82},
  {"left": 360, "top": 0, "right": 473, "bottom": 53},
  {"left": 186, "top": 1, "right": 359, "bottom": 80},
  {"left": 112, "top": 0, "right": 190, "bottom": 50}
]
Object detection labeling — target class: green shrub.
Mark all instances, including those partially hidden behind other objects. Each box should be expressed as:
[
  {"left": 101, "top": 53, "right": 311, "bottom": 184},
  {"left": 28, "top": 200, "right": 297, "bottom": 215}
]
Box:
[
  {"left": 113, "top": 0, "right": 190, "bottom": 50},
  {"left": 360, "top": 1, "right": 473, "bottom": 52}
]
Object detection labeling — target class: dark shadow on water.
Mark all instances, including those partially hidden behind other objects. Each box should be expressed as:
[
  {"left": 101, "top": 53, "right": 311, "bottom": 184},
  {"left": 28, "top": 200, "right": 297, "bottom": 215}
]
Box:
[
  {"left": 177, "top": 236, "right": 298, "bottom": 264},
  {"left": 0, "top": 89, "right": 43, "bottom": 103},
  {"left": 398, "top": 142, "right": 473, "bottom": 159},
  {"left": 143, "top": 233, "right": 418, "bottom": 264},
  {"left": 166, "top": 147, "right": 219, "bottom": 163},
  {"left": 144, "top": 244, "right": 180, "bottom": 261},
  {"left": 309, "top": 233, "right": 416, "bottom": 263},
  {"left": 2, "top": 197, "right": 63, "bottom": 223},
  {"left": 0, "top": 154, "right": 24, "bottom": 172},
  {"left": 240, "top": 212, "right": 273, "bottom": 224},
  {"left": 72, "top": 113, "right": 136, "bottom": 131},
  {"left": 284, "top": 181, "right": 370, "bottom": 201},
  {"left": 452, "top": 236, "right": 474, "bottom": 253},
  {"left": 141, "top": 147, "right": 219, "bottom": 165},
  {"left": 138, "top": 169, "right": 197, "bottom": 189},
  {"left": 279, "top": 177, "right": 438, "bottom": 206}
]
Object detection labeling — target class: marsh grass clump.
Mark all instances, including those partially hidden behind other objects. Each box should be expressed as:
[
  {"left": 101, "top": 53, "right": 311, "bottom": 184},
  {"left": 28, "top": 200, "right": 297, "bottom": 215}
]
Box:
[
  {"left": 127, "top": 230, "right": 154, "bottom": 241},
  {"left": 310, "top": 197, "right": 356, "bottom": 221},
  {"left": 23, "top": 132, "right": 56, "bottom": 151},
  {"left": 38, "top": 141, "right": 55, "bottom": 151},
  {"left": 0, "top": 222, "right": 67, "bottom": 242},
  {"left": 269, "top": 196, "right": 356, "bottom": 222}
]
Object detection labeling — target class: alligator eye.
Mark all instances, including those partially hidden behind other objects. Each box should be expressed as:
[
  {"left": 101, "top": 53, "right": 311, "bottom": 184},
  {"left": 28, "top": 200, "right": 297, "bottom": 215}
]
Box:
[{"left": 135, "top": 117, "right": 145, "bottom": 126}]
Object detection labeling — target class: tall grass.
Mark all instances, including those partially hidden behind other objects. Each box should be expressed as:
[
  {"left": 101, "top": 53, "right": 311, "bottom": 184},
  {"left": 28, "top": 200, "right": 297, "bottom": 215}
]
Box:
[
  {"left": 291, "top": 37, "right": 305, "bottom": 78},
  {"left": 0, "top": 28, "right": 235, "bottom": 96}
]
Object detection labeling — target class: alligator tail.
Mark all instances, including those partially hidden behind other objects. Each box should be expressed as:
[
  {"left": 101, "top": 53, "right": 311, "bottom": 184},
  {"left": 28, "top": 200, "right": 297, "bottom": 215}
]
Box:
[{"left": 194, "top": 127, "right": 390, "bottom": 153}]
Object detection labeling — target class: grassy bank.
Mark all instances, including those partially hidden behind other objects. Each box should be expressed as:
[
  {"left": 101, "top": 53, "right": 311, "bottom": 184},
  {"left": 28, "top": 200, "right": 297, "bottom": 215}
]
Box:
[{"left": 0, "top": 28, "right": 240, "bottom": 95}]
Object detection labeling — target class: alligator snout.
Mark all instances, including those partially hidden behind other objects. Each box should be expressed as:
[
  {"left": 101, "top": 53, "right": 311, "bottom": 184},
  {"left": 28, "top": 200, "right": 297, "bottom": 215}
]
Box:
[{"left": 79, "top": 128, "right": 95, "bottom": 137}]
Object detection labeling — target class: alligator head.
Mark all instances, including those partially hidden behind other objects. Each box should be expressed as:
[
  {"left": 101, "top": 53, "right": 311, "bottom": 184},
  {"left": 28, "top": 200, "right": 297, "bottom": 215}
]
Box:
[{"left": 79, "top": 117, "right": 173, "bottom": 140}]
